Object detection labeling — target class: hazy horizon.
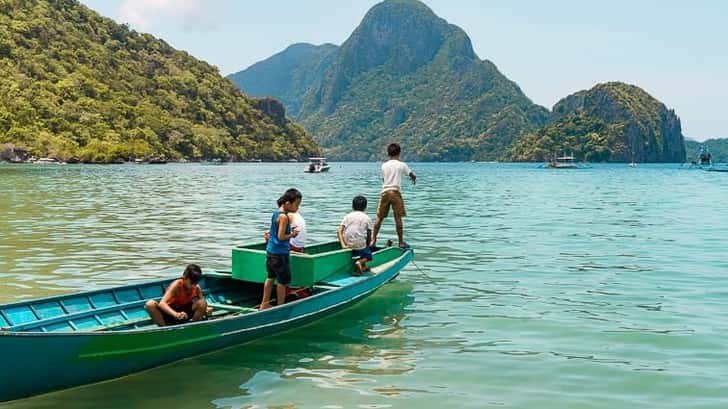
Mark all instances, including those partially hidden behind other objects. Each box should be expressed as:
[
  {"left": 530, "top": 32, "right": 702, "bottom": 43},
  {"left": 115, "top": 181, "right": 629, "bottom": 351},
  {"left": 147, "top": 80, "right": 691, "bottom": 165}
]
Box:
[{"left": 80, "top": 0, "right": 728, "bottom": 142}]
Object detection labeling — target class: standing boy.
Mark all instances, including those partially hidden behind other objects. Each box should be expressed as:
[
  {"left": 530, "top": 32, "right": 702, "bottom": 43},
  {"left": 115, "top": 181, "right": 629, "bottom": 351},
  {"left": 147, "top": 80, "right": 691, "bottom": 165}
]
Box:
[
  {"left": 260, "top": 188, "right": 302, "bottom": 310},
  {"left": 371, "top": 143, "right": 416, "bottom": 248},
  {"left": 338, "top": 195, "right": 373, "bottom": 275}
]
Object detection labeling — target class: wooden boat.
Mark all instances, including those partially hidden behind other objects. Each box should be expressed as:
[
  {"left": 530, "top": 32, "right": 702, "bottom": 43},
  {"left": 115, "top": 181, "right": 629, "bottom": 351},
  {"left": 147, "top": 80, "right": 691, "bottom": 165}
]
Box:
[
  {"left": 0, "top": 243, "right": 412, "bottom": 402},
  {"left": 304, "top": 157, "right": 330, "bottom": 173}
]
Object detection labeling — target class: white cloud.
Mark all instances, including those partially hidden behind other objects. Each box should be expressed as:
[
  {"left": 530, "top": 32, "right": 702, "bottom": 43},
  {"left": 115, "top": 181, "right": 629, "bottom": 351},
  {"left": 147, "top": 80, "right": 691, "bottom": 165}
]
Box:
[{"left": 119, "top": 0, "right": 211, "bottom": 31}]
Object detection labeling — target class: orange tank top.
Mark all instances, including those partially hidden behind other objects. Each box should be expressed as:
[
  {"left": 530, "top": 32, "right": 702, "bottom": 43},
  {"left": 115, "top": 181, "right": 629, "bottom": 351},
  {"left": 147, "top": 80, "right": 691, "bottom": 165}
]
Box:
[{"left": 167, "top": 279, "right": 199, "bottom": 308}]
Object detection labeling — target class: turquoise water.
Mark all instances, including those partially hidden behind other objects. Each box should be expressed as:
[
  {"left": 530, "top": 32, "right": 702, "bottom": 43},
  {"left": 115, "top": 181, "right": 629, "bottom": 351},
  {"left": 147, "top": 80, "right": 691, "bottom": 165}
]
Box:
[{"left": 1, "top": 162, "right": 727, "bottom": 408}]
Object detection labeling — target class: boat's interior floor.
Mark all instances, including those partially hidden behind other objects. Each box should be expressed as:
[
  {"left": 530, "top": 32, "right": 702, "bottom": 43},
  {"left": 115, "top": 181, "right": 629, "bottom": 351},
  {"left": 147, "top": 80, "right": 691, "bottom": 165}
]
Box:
[{"left": 1, "top": 271, "right": 372, "bottom": 333}]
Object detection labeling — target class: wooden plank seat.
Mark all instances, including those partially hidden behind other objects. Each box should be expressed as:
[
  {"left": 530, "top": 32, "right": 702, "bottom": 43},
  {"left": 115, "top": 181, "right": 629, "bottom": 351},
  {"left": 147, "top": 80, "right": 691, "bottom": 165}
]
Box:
[
  {"left": 3, "top": 300, "right": 149, "bottom": 332},
  {"left": 207, "top": 302, "right": 257, "bottom": 313},
  {"left": 96, "top": 305, "right": 249, "bottom": 331}
]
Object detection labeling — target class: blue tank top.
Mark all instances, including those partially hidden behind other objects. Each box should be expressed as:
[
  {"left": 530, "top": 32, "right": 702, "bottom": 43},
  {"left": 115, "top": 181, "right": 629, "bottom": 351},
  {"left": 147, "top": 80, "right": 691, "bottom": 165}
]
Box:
[{"left": 266, "top": 209, "right": 291, "bottom": 255}]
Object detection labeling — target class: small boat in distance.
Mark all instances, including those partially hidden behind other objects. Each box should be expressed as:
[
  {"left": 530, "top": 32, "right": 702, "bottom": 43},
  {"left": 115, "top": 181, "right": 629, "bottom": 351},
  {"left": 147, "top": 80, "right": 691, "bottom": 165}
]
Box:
[
  {"left": 686, "top": 146, "right": 727, "bottom": 171},
  {"left": 304, "top": 157, "right": 330, "bottom": 173},
  {"left": 548, "top": 153, "right": 579, "bottom": 169}
]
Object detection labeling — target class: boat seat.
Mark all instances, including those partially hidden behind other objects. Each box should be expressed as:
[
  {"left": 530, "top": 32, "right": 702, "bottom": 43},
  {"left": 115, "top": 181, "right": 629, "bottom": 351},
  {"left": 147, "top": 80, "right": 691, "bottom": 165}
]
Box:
[
  {"left": 312, "top": 284, "right": 340, "bottom": 291},
  {"left": 3, "top": 299, "right": 149, "bottom": 332},
  {"left": 97, "top": 316, "right": 152, "bottom": 331},
  {"left": 207, "top": 302, "right": 257, "bottom": 313},
  {"left": 319, "top": 273, "right": 369, "bottom": 287}
]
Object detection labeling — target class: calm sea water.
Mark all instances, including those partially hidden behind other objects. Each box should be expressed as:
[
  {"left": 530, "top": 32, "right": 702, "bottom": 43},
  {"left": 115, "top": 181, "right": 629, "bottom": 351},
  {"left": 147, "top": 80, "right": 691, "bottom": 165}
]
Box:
[{"left": 1, "top": 162, "right": 727, "bottom": 408}]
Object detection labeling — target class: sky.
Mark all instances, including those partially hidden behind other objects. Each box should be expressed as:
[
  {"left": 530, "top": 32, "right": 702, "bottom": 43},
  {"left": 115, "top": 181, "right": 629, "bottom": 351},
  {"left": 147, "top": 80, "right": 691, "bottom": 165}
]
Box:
[{"left": 80, "top": 0, "right": 728, "bottom": 141}]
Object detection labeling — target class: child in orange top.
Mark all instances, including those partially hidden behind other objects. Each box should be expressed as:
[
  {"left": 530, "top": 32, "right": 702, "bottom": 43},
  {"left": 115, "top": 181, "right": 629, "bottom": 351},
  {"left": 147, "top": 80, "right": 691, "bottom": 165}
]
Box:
[{"left": 145, "top": 264, "right": 210, "bottom": 326}]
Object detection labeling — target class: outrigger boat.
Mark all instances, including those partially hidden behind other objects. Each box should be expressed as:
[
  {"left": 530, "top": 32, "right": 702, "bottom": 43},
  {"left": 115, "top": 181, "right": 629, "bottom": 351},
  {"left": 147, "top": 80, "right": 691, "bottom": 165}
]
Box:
[
  {"left": 304, "top": 157, "right": 330, "bottom": 173},
  {"left": 0, "top": 241, "right": 412, "bottom": 402}
]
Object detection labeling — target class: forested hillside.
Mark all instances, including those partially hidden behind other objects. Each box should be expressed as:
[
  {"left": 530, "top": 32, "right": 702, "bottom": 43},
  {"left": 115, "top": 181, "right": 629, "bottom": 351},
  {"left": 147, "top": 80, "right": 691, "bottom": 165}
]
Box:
[
  {"left": 0, "top": 0, "right": 319, "bottom": 162},
  {"left": 510, "top": 82, "right": 685, "bottom": 162}
]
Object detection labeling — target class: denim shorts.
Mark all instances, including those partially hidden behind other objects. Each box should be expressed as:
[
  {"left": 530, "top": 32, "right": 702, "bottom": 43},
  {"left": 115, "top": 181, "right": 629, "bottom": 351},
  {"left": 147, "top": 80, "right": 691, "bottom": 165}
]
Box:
[{"left": 352, "top": 246, "right": 373, "bottom": 261}]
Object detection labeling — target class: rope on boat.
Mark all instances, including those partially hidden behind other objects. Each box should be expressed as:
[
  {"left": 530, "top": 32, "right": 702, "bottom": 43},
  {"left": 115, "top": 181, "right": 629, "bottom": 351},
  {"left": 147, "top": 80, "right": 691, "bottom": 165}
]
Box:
[{"left": 409, "top": 259, "right": 436, "bottom": 283}]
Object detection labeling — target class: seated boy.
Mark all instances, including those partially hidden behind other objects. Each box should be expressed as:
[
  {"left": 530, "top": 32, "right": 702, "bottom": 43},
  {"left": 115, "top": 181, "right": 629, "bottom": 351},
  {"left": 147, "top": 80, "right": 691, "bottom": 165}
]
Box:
[
  {"left": 145, "top": 264, "right": 210, "bottom": 326},
  {"left": 337, "top": 195, "right": 373, "bottom": 275}
]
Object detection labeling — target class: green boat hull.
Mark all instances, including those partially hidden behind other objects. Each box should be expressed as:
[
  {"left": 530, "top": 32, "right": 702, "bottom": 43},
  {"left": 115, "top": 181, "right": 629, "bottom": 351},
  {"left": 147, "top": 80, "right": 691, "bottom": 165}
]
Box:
[{"left": 0, "top": 248, "right": 412, "bottom": 402}]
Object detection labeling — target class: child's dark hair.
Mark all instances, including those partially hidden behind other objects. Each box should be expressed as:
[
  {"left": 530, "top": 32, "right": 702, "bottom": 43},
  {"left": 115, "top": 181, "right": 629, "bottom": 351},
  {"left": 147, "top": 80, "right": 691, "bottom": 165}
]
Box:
[
  {"left": 277, "top": 188, "right": 302, "bottom": 206},
  {"left": 183, "top": 264, "right": 202, "bottom": 284},
  {"left": 352, "top": 195, "right": 367, "bottom": 211},
  {"left": 387, "top": 143, "right": 401, "bottom": 157}
]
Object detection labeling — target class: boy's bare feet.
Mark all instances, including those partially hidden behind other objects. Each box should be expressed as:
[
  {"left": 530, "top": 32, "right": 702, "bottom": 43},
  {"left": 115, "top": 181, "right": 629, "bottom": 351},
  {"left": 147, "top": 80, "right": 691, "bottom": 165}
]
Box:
[{"left": 259, "top": 303, "right": 271, "bottom": 311}]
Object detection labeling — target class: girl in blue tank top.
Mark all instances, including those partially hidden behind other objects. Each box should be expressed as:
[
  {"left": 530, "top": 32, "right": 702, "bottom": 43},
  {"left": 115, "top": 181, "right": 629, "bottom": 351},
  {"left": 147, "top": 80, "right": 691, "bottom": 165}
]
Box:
[{"left": 260, "top": 188, "right": 302, "bottom": 310}]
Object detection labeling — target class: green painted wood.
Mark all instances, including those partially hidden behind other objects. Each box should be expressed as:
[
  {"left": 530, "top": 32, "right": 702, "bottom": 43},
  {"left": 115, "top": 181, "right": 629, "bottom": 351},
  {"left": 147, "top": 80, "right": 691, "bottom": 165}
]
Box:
[{"left": 231, "top": 241, "right": 403, "bottom": 287}]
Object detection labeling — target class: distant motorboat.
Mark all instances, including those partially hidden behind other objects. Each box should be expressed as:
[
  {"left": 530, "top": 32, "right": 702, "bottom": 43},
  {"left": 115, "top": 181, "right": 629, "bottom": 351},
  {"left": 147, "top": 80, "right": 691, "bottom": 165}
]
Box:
[
  {"left": 202, "top": 158, "right": 226, "bottom": 165},
  {"left": 687, "top": 146, "right": 714, "bottom": 170},
  {"left": 35, "top": 157, "right": 61, "bottom": 164},
  {"left": 548, "top": 153, "right": 579, "bottom": 169},
  {"left": 304, "top": 157, "right": 330, "bottom": 173}
]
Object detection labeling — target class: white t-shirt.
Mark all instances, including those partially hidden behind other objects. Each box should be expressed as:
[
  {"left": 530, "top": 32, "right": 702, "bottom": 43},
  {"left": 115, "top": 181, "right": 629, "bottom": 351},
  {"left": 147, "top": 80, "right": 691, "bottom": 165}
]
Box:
[
  {"left": 340, "top": 211, "right": 372, "bottom": 250},
  {"left": 381, "top": 159, "right": 412, "bottom": 192},
  {"left": 289, "top": 212, "right": 306, "bottom": 248}
]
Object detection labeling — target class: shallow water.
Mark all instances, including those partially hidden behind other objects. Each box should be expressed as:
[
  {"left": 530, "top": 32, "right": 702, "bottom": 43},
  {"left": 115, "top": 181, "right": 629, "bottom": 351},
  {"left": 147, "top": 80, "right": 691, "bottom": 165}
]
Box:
[{"left": 1, "top": 162, "right": 727, "bottom": 408}]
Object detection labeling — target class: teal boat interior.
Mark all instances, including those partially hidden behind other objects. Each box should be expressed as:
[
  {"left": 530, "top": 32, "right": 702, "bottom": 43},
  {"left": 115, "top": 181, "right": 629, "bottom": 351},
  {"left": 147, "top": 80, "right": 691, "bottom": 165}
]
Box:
[
  {"left": 0, "top": 271, "right": 371, "bottom": 334},
  {"left": 0, "top": 245, "right": 407, "bottom": 334}
]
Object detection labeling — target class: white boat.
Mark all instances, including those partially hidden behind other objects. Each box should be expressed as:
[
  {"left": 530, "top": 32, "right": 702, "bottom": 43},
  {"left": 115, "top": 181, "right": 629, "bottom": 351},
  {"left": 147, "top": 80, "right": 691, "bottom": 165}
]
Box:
[
  {"left": 304, "top": 157, "right": 330, "bottom": 173},
  {"left": 548, "top": 153, "right": 579, "bottom": 169}
]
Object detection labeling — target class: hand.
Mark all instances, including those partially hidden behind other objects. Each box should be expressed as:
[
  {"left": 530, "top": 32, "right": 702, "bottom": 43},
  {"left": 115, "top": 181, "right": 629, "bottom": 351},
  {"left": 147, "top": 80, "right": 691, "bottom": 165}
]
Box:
[
  {"left": 340, "top": 242, "right": 349, "bottom": 249},
  {"left": 176, "top": 311, "right": 187, "bottom": 321},
  {"left": 264, "top": 230, "right": 270, "bottom": 242},
  {"left": 410, "top": 173, "right": 417, "bottom": 185},
  {"left": 290, "top": 228, "right": 300, "bottom": 238}
]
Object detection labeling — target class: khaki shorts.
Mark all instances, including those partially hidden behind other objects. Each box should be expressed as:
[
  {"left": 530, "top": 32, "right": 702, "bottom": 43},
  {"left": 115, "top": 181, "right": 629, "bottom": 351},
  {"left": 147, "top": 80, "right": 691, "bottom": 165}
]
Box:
[{"left": 377, "top": 190, "right": 407, "bottom": 219}]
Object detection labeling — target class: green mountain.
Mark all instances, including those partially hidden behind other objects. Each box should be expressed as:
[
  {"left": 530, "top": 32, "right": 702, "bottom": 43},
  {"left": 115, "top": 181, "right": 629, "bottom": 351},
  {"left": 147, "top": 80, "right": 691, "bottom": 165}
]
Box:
[
  {"left": 0, "top": 0, "right": 319, "bottom": 162},
  {"left": 685, "top": 138, "right": 728, "bottom": 163},
  {"left": 233, "top": 0, "right": 548, "bottom": 161},
  {"left": 510, "top": 82, "right": 686, "bottom": 162},
  {"left": 228, "top": 43, "right": 339, "bottom": 119}
]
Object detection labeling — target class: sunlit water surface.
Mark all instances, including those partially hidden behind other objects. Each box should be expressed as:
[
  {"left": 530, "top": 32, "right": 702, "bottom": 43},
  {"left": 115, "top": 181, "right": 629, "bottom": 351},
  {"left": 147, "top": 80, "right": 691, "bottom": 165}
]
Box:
[{"left": 1, "top": 162, "right": 727, "bottom": 408}]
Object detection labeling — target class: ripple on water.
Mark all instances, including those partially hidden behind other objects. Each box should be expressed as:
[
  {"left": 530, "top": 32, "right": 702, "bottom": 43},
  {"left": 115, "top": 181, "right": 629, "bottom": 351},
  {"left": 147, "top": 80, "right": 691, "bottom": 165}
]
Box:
[{"left": 3, "top": 163, "right": 728, "bottom": 408}]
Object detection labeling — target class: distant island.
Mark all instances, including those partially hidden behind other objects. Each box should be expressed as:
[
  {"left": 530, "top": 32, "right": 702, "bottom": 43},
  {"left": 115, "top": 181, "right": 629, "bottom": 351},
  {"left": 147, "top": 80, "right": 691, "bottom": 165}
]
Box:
[
  {"left": 0, "top": 0, "right": 319, "bottom": 163},
  {"left": 510, "top": 82, "right": 685, "bottom": 163},
  {"left": 229, "top": 0, "right": 687, "bottom": 163},
  {"left": 0, "top": 0, "right": 693, "bottom": 163}
]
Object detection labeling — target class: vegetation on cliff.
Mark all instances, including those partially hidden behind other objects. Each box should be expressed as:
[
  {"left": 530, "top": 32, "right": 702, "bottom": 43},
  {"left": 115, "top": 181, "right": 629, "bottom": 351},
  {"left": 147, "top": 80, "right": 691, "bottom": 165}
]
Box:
[
  {"left": 0, "top": 0, "right": 319, "bottom": 162},
  {"left": 228, "top": 43, "right": 339, "bottom": 119},
  {"left": 510, "top": 82, "right": 686, "bottom": 162},
  {"left": 232, "top": 0, "right": 548, "bottom": 161}
]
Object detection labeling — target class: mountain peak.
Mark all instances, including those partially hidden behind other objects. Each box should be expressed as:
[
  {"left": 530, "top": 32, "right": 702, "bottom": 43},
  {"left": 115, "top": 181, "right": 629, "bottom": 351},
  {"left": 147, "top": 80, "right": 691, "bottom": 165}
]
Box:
[{"left": 340, "top": 0, "right": 474, "bottom": 76}]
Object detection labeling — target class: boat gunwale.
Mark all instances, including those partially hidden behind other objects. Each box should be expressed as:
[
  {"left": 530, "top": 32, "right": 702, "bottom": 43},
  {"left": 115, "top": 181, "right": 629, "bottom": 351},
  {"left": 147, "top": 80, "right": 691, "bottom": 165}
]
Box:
[{"left": 0, "top": 249, "right": 412, "bottom": 338}]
